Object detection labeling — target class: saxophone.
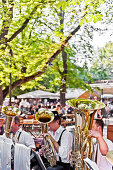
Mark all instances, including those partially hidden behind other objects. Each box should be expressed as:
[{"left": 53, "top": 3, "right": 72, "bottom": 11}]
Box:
[
  {"left": 67, "top": 99, "right": 105, "bottom": 170},
  {"left": 35, "top": 108, "right": 57, "bottom": 167},
  {"left": 2, "top": 106, "right": 20, "bottom": 138}
]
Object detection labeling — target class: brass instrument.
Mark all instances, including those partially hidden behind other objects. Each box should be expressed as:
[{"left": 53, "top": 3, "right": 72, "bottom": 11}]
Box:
[
  {"left": 35, "top": 108, "right": 57, "bottom": 167},
  {"left": 106, "top": 150, "right": 113, "bottom": 165},
  {"left": 67, "top": 99, "right": 105, "bottom": 170},
  {"left": 2, "top": 106, "right": 20, "bottom": 138}
]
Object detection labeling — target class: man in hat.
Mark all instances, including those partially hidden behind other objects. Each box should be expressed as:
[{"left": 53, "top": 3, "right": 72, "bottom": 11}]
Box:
[{"left": 43, "top": 110, "right": 73, "bottom": 170}]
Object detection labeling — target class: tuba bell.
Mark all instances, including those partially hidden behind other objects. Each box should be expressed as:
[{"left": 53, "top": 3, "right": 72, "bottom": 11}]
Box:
[
  {"left": 2, "top": 106, "right": 20, "bottom": 138},
  {"left": 35, "top": 108, "right": 57, "bottom": 167},
  {"left": 67, "top": 99, "right": 105, "bottom": 170}
]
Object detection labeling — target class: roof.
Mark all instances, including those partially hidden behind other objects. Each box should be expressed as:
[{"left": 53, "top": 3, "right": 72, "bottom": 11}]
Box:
[
  {"left": 17, "top": 90, "right": 60, "bottom": 99},
  {"left": 17, "top": 88, "right": 99, "bottom": 100},
  {"left": 65, "top": 88, "right": 86, "bottom": 99},
  {"left": 17, "top": 88, "right": 87, "bottom": 100}
]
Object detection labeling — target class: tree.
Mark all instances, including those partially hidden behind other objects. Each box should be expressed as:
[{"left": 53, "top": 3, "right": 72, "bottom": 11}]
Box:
[
  {"left": 0, "top": 0, "right": 105, "bottom": 105},
  {"left": 90, "top": 42, "right": 113, "bottom": 81}
]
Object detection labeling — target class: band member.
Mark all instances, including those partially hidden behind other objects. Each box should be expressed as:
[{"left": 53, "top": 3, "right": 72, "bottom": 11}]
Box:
[
  {"left": 89, "top": 119, "right": 113, "bottom": 170},
  {"left": 40, "top": 111, "right": 72, "bottom": 170},
  {"left": 10, "top": 116, "right": 35, "bottom": 149}
]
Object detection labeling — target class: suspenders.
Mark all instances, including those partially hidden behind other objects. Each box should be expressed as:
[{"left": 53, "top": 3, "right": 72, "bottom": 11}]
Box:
[
  {"left": 17, "top": 131, "right": 22, "bottom": 143},
  {"left": 57, "top": 129, "right": 66, "bottom": 162}
]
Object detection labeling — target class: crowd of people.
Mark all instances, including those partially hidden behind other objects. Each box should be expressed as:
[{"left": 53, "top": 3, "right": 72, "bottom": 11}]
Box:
[
  {"left": 2, "top": 97, "right": 113, "bottom": 119},
  {"left": 0, "top": 98, "right": 74, "bottom": 120}
]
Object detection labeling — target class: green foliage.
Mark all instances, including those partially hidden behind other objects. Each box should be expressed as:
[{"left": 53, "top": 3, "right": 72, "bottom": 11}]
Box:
[
  {"left": 0, "top": 0, "right": 106, "bottom": 97},
  {"left": 90, "top": 42, "right": 113, "bottom": 81}
]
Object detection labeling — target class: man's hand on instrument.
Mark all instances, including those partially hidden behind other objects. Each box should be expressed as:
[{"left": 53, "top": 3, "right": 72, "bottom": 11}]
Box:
[
  {"left": 89, "top": 130, "right": 101, "bottom": 139},
  {"left": 39, "top": 145, "right": 46, "bottom": 156},
  {"left": 43, "top": 133, "right": 51, "bottom": 138},
  {"left": 67, "top": 150, "right": 72, "bottom": 161}
]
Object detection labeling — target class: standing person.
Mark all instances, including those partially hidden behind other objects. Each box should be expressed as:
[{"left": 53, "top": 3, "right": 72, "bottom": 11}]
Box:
[
  {"left": 10, "top": 116, "right": 35, "bottom": 149},
  {"left": 89, "top": 119, "right": 113, "bottom": 170},
  {"left": 41, "top": 111, "right": 72, "bottom": 170},
  {"left": 10, "top": 117, "right": 46, "bottom": 170}
]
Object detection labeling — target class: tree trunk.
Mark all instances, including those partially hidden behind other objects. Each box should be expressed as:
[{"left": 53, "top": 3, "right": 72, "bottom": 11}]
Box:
[
  {"left": 60, "top": 48, "right": 67, "bottom": 107},
  {"left": 0, "top": 86, "right": 3, "bottom": 106},
  {"left": 59, "top": 9, "right": 67, "bottom": 107}
]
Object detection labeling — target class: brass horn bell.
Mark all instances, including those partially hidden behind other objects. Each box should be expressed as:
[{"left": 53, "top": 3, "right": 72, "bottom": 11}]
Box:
[
  {"left": 35, "top": 108, "right": 57, "bottom": 167},
  {"left": 35, "top": 108, "right": 54, "bottom": 124}
]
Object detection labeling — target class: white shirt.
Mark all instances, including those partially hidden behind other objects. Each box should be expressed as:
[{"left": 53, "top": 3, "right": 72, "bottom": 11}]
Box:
[
  {"left": 12, "top": 128, "right": 35, "bottom": 149},
  {"left": 49, "top": 126, "right": 72, "bottom": 163},
  {"left": 0, "top": 140, "right": 12, "bottom": 170},
  {"left": 14, "top": 143, "right": 31, "bottom": 170},
  {"left": 94, "top": 137, "right": 113, "bottom": 170}
]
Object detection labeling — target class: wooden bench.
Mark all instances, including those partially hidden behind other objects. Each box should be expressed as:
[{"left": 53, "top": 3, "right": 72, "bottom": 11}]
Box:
[{"left": 61, "top": 120, "right": 75, "bottom": 128}]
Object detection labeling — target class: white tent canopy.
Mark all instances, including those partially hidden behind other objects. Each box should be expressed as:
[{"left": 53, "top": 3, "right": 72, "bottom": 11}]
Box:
[
  {"left": 17, "top": 89, "right": 87, "bottom": 100},
  {"left": 65, "top": 88, "right": 86, "bottom": 99},
  {"left": 90, "top": 83, "right": 113, "bottom": 89},
  {"left": 17, "top": 90, "right": 60, "bottom": 99},
  {"left": 56, "top": 88, "right": 86, "bottom": 99}
]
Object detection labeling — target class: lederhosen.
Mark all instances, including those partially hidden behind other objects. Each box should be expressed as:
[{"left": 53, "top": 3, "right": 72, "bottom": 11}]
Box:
[{"left": 56, "top": 129, "right": 70, "bottom": 170}]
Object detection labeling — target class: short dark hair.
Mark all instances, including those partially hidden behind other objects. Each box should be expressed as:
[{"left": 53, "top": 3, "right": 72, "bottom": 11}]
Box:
[
  {"left": 14, "top": 116, "right": 20, "bottom": 124},
  {"left": 53, "top": 118, "right": 61, "bottom": 125},
  {"left": 94, "top": 119, "right": 104, "bottom": 132}
]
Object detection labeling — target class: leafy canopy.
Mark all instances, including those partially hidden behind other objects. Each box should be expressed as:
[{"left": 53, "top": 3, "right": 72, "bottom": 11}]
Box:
[{"left": 0, "top": 0, "right": 106, "bottom": 96}]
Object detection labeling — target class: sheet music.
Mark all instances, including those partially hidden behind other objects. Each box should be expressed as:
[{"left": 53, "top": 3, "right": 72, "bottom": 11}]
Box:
[{"left": 84, "top": 158, "right": 99, "bottom": 170}]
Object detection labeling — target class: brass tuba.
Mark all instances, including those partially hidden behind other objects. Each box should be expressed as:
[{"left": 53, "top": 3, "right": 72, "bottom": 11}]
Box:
[
  {"left": 35, "top": 108, "right": 57, "bottom": 167},
  {"left": 2, "top": 106, "right": 20, "bottom": 138},
  {"left": 66, "top": 99, "right": 105, "bottom": 170}
]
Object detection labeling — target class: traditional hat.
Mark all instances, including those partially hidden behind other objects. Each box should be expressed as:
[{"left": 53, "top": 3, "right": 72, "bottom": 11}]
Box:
[{"left": 52, "top": 110, "right": 61, "bottom": 120}]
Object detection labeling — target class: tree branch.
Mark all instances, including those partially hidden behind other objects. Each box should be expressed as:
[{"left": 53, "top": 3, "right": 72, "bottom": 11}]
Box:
[
  {"left": 0, "top": 0, "right": 14, "bottom": 44},
  {"left": 6, "top": 0, "right": 56, "bottom": 43},
  {"left": 3, "top": 24, "right": 81, "bottom": 99},
  {"left": 6, "top": 5, "right": 39, "bottom": 43}
]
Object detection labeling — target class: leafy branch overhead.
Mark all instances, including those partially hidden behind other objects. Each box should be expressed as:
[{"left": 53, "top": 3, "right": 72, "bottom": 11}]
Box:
[{"left": 0, "top": 0, "right": 105, "bottom": 99}]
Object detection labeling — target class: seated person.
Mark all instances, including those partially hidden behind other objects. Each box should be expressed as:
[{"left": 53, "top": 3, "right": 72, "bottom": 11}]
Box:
[
  {"left": 89, "top": 119, "right": 113, "bottom": 170},
  {"left": 68, "top": 119, "right": 113, "bottom": 170}
]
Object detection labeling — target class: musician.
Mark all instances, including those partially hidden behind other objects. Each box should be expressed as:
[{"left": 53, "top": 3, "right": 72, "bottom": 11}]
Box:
[
  {"left": 89, "top": 119, "right": 113, "bottom": 170},
  {"left": 40, "top": 111, "right": 72, "bottom": 170},
  {"left": 10, "top": 116, "right": 35, "bottom": 149}
]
